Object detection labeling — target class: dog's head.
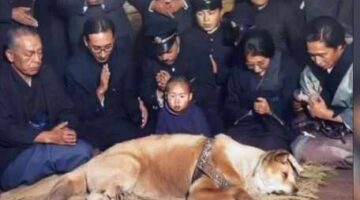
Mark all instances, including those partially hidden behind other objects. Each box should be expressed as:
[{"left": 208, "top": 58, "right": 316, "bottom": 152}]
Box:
[{"left": 253, "top": 150, "right": 303, "bottom": 195}]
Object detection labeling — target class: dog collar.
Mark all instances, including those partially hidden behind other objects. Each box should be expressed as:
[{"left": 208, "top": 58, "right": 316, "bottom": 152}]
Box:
[{"left": 191, "top": 138, "right": 232, "bottom": 188}]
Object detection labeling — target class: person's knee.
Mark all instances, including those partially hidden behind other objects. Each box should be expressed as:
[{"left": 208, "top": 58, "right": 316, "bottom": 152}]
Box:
[
  {"left": 74, "top": 140, "right": 93, "bottom": 161},
  {"left": 49, "top": 140, "right": 92, "bottom": 172}
]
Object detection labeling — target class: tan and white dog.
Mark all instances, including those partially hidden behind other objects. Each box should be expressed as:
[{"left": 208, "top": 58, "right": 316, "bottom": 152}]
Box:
[{"left": 1, "top": 134, "right": 303, "bottom": 200}]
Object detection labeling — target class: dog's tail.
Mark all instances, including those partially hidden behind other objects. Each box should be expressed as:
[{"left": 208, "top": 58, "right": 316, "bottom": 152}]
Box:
[{"left": 47, "top": 169, "right": 87, "bottom": 200}]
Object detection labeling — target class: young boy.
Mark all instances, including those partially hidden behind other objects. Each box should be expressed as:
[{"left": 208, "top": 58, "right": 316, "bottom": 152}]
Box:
[
  {"left": 180, "top": 0, "right": 237, "bottom": 135},
  {"left": 155, "top": 77, "right": 210, "bottom": 136}
]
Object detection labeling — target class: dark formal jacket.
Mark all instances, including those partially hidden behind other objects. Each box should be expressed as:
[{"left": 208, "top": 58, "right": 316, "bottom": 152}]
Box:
[
  {"left": 141, "top": 0, "right": 193, "bottom": 34},
  {"left": 230, "top": 0, "right": 307, "bottom": 65},
  {"left": 181, "top": 23, "right": 235, "bottom": 105},
  {"left": 155, "top": 104, "right": 210, "bottom": 136},
  {"left": 0, "top": 63, "right": 79, "bottom": 176},
  {"left": 56, "top": 0, "right": 149, "bottom": 55},
  {"left": 140, "top": 49, "right": 193, "bottom": 112},
  {"left": 65, "top": 36, "right": 141, "bottom": 127},
  {"left": 225, "top": 51, "right": 302, "bottom": 127},
  {"left": 34, "top": 0, "right": 70, "bottom": 78},
  {"left": 0, "top": 1, "right": 21, "bottom": 61}
]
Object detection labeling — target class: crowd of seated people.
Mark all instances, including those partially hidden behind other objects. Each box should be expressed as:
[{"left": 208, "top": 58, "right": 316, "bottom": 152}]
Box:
[{"left": 0, "top": 0, "right": 353, "bottom": 191}]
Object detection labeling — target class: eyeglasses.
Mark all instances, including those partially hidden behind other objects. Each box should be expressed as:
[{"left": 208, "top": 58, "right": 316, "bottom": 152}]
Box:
[
  {"left": 88, "top": 43, "right": 114, "bottom": 54},
  {"left": 246, "top": 61, "right": 268, "bottom": 70}
]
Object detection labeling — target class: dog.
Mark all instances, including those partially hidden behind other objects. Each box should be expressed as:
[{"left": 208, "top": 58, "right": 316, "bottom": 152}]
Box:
[{"left": 2, "top": 134, "right": 303, "bottom": 200}]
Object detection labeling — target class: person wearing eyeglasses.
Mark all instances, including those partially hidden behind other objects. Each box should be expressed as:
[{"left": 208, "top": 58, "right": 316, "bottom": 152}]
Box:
[
  {"left": 64, "top": 16, "right": 148, "bottom": 151},
  {"left": 224, "top": 29, "right": 302, "bottom": 151}
]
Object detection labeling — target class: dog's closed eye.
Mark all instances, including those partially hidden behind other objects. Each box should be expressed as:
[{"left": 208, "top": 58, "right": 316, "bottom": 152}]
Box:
[{"left": 282, "top": 172, "right": 288, "bottom": 179}]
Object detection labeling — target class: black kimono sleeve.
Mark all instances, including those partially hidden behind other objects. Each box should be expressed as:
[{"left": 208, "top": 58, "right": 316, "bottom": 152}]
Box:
[
  {"left": 65, "top": 73, "right": 105, "bottom": 120},
  {"left": 0, "top": 0, "right": 12, "bottom": 23},
  {"left": 224, "top": 68, "right": 252, "bottom": 124},
  {"left": 140, "top": 60, "right": 160, "bottom": 110},
  {"left": 0, "top": 90, "right": 40, "bottom": 147}
]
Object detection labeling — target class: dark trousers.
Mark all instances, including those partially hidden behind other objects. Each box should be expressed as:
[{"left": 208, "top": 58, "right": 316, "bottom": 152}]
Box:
[
  {"left": 227, "top": 116, "right": 291, "bottom": 151},
  {"left": 79, "top": 117, "right": 140, "bottom": 151},
  {"left": 203, "top": 107, "right": 225, "bottom": 136},
  {"left": 0, "top": 140, "right": 92, "bottom": 191}
]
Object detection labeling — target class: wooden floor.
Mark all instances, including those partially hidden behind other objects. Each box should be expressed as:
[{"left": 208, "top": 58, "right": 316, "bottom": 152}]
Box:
[{"left": 318, "top": 170, "right": 353, "bottom": 200}]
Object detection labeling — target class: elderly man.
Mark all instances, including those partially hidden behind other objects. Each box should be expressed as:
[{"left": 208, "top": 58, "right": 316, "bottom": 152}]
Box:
[
  {"left": 65, "top": 17, "right": 147, "bottom": 151},
  {"left": 0, "top": 26, "right": 92, "bottom": 191}
]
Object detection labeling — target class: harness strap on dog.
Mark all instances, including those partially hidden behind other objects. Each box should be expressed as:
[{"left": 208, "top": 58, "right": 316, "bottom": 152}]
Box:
[{"left": 191, "top": 138, "right": 232, "bottom": 189}]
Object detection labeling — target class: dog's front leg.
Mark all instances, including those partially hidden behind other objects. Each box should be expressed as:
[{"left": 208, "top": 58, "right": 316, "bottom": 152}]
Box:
[{"left": 187, "top": 176, "right": 255, "bottom": 200}]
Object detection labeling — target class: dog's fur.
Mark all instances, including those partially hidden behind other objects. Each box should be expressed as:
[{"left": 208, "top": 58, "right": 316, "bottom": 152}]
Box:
[{"left": 2, "top": 134, "right": 303, "bottom": 200}]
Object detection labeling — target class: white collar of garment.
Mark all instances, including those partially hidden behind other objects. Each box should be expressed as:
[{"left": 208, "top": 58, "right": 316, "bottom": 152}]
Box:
[
  {"left": 25, "top": 78, "right": 32, "bottom": 87},
  {"left": 327, "top": 67, "right": 334, "bottom": 73}
]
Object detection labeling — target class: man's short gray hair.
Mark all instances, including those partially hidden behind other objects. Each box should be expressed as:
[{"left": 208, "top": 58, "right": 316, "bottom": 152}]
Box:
[{"left": 5, "top": 26, "right": 40, "bottom": 50}]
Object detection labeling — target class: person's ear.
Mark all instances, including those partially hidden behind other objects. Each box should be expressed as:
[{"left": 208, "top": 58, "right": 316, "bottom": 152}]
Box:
[
  {"left": 83, "top": 37, "right": 89, "bottom": 47},
  {"left": 220, "top": 8, "right": 225, "bottom": 18},
  {"left": 189, "top": 92, "right": 193, "bottom": 101},
  {"left": 176, "top": 36, "right": 181, "bottom": 46},
  {"left": 5, "top": 49, "right": 15, "bottom": 63}
]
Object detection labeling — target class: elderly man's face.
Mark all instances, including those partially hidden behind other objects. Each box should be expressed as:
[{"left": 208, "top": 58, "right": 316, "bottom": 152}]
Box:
[
  {"left": 85, "top": 30, "right": 115, "bottom": 63},
  {"left": 6, "top": 34, "right": 43, "bottom": 80}
]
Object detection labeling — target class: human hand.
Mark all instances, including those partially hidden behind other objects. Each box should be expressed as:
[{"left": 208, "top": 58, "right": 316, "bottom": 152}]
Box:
[
  {"left": 254, "top": 97, "right": 272, "bottom": 115},
  {"left": 209, "top": 54, "right": 218, "bottom": 74},
  {"left": 168, "top": 0, "right": 185, "bottom": 13},
  {"left": 97, "top": 64, "right": 111, "bottom": 101},
  {"left": 87, "top": 0, "right": 104, "bottom": 6},
  {"left": 12, "top": 7, "right": 38, "bottom": 27},
  {"left": 293, "top": 100, "right": 304, "bottom": 112},
  {"left": 151, "top": 0, "right": 175, "bottom": 17},
  {"left": 35, "top": 122, "right": 77, "bottom": 145},
  {"left": 156, "top": 70, "right": 171, "bottom": 91},
  {"left": 307, "top": 95, "right": 329, "bottom": 119},
  {"left": 138, "top": 98, "right": 148, "bottom": 128}
]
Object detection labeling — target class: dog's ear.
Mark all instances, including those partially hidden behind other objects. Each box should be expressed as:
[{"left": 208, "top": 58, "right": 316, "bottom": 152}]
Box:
[
  {"left": 273, "top": 150, "right": 290, "bottom": 164},
  {"left": 287, "top": 154, "right": 304, "bottom": 175},
  {"left": 272, "top": 150, "right": 303, "bottom": 175}
]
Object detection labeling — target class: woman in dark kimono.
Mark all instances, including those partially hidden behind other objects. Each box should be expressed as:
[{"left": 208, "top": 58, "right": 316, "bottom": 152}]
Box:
[{"left": 225, "top": 29, "right": 302, "bottom": 150}]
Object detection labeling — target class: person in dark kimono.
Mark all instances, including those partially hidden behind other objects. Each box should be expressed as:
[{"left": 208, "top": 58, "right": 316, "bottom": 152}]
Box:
[
  {"left": 139, "top": 17, "right": 193, "bottom": 134},
  {"left": 56, "top": 0, "right": 138, "bottom": 55},
  {"left": 229, "top": 0, "right": 307, "bottom": 66},
  {"left": 180, "top": 0, "right": 238, "bottom": 135},
  {"left": 65, "top": 17, "right": 148, "bottom": 151},
  {"left": 142, "top": 0, "right": 192, "bottom": 34},
  {"left": 0, "top": 0, "right": 38, "bottom": 62},
  {"left": 0, "top": 0, "right": 70, "bottom": 79},
  {"left": 225, "top": 29, "right": 302, "bottom": 150},
  {"left": 291, "top": 16, "right": 353, "bottom": 168},
  {"left": 155, "top": 77, "right": 211, "bottom": 136},
  {"left": 0, "top": 26, "right": 92, "bottom": 191}
]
